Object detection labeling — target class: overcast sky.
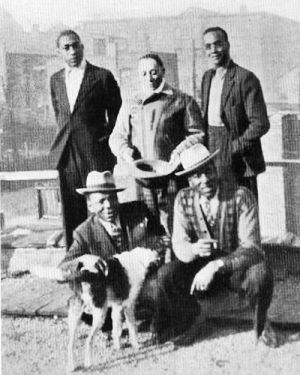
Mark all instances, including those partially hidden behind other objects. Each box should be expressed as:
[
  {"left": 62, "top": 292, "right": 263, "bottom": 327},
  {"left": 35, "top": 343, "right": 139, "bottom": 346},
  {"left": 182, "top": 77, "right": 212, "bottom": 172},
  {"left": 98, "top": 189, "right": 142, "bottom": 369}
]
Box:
[{"left": 1, "top": 0, "right": 299, "bottom": 31}]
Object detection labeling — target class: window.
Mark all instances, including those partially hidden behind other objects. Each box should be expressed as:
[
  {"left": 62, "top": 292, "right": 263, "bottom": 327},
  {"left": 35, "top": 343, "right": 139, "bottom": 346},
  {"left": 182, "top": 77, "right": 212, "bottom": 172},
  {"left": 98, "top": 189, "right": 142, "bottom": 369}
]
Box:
[{"left": 93, "top": 38, "right": 106, "bottom": 56}]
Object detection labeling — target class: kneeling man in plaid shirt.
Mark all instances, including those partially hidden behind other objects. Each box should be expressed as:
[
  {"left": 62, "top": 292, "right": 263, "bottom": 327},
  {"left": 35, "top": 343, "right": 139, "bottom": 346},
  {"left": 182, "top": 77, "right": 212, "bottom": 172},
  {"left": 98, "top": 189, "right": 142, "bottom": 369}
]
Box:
[{"left": 153, "top": 143, "right": 277, "bottom": 346}]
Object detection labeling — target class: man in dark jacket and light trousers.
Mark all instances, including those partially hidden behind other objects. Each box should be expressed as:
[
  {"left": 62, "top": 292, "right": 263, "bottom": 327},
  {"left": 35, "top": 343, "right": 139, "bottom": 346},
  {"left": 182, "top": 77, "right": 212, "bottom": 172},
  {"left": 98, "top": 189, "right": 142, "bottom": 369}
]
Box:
[{"left": 50, "top": 30, "right": 122, "bottom": 249}]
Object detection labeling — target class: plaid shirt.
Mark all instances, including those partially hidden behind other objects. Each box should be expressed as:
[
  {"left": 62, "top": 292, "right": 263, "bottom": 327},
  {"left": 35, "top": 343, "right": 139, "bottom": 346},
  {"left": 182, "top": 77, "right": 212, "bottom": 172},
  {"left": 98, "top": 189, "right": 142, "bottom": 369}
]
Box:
[{"left": 172, "top": 186, "right": 264, "bottom": 272}]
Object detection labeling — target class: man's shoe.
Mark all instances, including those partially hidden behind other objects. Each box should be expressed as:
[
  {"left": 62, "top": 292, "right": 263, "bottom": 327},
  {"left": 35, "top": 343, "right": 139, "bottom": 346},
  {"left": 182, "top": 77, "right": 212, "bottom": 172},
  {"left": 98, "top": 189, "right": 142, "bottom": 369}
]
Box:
[
  {"left": 156, "top": 314, "right": 206, "bottom": 345},
  {"left": 259, "top": 322, "right": 279, "bottom": 348}
]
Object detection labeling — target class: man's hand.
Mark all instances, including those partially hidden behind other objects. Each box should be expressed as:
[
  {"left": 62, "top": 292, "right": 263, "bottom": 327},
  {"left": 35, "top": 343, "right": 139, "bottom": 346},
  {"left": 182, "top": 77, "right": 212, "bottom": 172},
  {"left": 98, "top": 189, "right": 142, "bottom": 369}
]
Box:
[
  {"left": 122, "top": 148, "right": 135, "bottom": 163},
  {"left": 191, "top": 239, "right": 218, "bottom": 258},
  {"left": 190, "top": 260, "right": 224, "bottom": 294},
  {"left": 169, "top": 151, "right": 181, "bottom": 168}
]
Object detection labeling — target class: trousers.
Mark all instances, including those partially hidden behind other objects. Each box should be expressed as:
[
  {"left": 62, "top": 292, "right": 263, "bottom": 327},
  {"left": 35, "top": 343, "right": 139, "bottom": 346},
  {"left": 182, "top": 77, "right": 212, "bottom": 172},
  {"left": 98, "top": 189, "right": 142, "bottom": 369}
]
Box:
[
  {"left": 150, "top": 256, "right": 273, "bottom": 341},
  {"left": 208, "top": 126, "right": 258, "bottom": 199}
]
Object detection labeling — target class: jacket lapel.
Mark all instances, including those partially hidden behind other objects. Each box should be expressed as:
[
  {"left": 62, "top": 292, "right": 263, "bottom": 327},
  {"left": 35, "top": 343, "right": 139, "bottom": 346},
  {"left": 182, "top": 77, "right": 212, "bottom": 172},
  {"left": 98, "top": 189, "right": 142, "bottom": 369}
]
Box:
[
  {"left": 72, "top": 62, "right": 98, "bottom": 114},
  {"left": 57, "top": 69, "right": 71, "bottom": 115},
  {"left": 119, "top": 210, "right": 130, "bottom": 250},
  {"left": 203, "top": 70, "right": 214, "bottom": 119},
  {"left": 220, "top": 61, "right": 236, "bottom": 110},
  {"left": 193, "top": 190, "right": 212, "bottom": 239},
  {"left": 92, "top": 218, "right": 119, "bottom": 257}
]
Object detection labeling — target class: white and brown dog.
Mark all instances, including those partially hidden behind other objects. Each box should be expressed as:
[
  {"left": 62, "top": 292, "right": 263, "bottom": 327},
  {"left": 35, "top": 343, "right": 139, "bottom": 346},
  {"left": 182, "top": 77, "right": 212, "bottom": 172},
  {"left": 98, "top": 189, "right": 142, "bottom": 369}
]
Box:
[{"left": 58, "top": 247, "right": 159, "bottom": 372}]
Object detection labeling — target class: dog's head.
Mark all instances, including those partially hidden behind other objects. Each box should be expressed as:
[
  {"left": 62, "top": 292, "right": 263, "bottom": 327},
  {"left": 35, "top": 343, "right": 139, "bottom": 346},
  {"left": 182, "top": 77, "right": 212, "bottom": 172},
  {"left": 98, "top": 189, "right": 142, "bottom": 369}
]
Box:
[
  {"left": 59, "top": 255, "right": 107, "bottom": 279},
  {"left": 77, "top": 257, "right": 109, "bottom": 308},
  {"left": 61, "top": 255, "right": 109, "bottom": 307},
  {"left": 76, "top": 255, "right": 108, "bottom": 277}
]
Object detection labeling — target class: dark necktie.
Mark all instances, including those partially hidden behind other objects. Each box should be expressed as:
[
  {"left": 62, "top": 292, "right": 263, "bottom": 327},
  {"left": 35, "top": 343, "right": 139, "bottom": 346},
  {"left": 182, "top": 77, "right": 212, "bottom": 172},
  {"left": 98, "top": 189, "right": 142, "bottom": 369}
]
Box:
[
  {"left": 109, "top": 222, "right": 122, "bottom": 249},
  {"left": 202, "top": 199, "right": 216, "bottom": 228}
]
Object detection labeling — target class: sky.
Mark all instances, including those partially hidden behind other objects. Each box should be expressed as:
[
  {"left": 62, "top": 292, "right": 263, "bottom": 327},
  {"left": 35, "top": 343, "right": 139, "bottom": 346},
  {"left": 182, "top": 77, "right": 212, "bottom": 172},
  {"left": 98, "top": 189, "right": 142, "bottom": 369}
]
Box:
[{"left": 0, "top": 0, "right": 300, "bottom": 31}]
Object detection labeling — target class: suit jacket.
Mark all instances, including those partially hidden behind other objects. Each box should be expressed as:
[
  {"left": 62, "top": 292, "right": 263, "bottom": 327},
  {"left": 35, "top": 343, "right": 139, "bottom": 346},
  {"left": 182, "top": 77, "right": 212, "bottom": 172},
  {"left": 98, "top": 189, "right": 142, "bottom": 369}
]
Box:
[
  {"left": 201, "top": 61, "right": 270, "bottom": 177},
  {"left": 60, "top": 201, "right": 165, "bottom": 264},
  {"left": 50, "top": 62, "right": 122, "bottom": 170},
  {"left": 172, "top": 185, "right": 264, "bottom": 272}
]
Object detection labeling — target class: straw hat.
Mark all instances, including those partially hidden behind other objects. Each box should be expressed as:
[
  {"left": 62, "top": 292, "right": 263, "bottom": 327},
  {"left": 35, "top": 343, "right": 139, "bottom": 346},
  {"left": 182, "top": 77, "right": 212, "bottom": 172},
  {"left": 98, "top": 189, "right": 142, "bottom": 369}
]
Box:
[{"left": 175, "top": 144, "right": 219, "bottom": 177}]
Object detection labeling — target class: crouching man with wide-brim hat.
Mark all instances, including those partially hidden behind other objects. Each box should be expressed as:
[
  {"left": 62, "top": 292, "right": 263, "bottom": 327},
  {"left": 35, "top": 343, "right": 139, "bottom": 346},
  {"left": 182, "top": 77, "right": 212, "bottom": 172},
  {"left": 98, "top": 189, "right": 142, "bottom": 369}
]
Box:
[
  {"left": 58, "top": 170, "right": 165, "bottom": 332},
  {"left": 151, "top": 143, "right": 277, "bottom": 347},
  {"left": 59, "top": 170, "right": 165, "bottom": 266}
]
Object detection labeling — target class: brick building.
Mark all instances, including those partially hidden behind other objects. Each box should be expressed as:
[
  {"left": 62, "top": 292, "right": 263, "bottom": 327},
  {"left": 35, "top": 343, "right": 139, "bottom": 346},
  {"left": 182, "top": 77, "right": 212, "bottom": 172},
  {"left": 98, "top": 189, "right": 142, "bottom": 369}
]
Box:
[
  {"left": 77, "top": 7, "right": 300, "bottom": 104},
  {"left": 1, "top": 6, "right": 300, "bottom": 173}
]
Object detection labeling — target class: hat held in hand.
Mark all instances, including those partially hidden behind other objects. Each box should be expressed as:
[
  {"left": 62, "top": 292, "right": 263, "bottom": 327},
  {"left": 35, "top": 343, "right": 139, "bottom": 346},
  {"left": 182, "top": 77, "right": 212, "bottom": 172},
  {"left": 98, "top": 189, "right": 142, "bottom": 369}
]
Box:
[
  {"left": 129, "top": 159, "right": 177, "bottom": 189},
  {"left": 130, "top": 159, "right": 177, "bottom": 180},
  {"left": 175, "top": 144, "right": 219, "bottom": 177},
  {"left": 76, "top": 171, "right": 126, "bottom": 195}
]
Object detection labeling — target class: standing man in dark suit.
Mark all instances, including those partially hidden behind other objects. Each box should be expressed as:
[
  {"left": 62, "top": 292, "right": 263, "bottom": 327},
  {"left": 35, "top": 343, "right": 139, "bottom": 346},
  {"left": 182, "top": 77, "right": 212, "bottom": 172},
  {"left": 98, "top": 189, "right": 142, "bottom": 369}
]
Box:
[
  {"left": 201, "top": 27, "right": 270, "bottom": 197},
  {"left": 50, "top": 30, "right": 122, "bottom": 249}
]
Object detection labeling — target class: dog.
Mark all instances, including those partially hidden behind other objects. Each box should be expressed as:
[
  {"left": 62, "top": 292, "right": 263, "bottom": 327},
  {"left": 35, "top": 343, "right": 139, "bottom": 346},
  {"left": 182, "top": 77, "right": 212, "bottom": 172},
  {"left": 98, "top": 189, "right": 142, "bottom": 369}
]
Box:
[{"left": 58, "top": 247, "right": 160, "bottom": 372}]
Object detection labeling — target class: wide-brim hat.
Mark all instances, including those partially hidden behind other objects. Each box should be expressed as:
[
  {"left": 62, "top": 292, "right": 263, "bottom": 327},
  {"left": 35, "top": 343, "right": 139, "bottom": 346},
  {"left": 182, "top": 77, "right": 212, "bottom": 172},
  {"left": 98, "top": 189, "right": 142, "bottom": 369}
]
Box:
[
  {"left": 76, "top": 171, "right": 127, "bottom": 195},
  {"left": 129, "top": 159, "right": 177, "bottom": 189},
  {"left": 129, "top": 159, "right": 177, "bottom": 179},
  {"left": 175, "top": 144, "right": 219, "bottom": 177}
]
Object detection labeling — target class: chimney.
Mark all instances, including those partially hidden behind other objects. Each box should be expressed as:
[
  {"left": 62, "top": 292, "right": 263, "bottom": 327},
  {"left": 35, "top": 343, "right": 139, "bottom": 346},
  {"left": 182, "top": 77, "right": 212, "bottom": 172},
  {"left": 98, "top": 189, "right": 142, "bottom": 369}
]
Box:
[{"left": 32, "top": 24, "right": 40, "bottom": 33}]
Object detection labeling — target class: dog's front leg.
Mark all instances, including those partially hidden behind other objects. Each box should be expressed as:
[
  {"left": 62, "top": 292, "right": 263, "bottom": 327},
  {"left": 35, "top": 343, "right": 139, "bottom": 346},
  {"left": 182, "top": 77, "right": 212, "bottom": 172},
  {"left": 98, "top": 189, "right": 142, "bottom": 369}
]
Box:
[
  {"left": 124, "top": 305, "right": 139, "bottom": 349},
  {"left": 111, "top": 304, "right": 123, "bottom": 350},
  {"left": 84, "top": 306, "right": 107, "bottom": 368},
  {"left": 67, "top": 297, "right": 83, "bottom": 373}
]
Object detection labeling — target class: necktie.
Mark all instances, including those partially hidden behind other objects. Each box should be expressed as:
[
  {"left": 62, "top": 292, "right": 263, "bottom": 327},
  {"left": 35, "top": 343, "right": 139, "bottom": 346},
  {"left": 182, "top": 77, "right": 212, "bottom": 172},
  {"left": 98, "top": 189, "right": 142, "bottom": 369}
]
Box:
[
  {"left": 109, "top": 222, "right": 122, "bottom": 249},
  {"left": 202, "top": 199, "right": 216, "bottom": 228}
]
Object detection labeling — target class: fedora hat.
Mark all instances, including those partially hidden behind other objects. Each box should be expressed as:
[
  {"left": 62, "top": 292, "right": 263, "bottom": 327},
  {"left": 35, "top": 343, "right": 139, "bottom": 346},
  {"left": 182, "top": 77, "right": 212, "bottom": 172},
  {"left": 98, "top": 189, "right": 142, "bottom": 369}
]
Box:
[
  {"left": 175, "top": 144, "right": 219, "bottom": 177},
  {"left": 76, "top": 171, "right": 126, "bottom": 195}
]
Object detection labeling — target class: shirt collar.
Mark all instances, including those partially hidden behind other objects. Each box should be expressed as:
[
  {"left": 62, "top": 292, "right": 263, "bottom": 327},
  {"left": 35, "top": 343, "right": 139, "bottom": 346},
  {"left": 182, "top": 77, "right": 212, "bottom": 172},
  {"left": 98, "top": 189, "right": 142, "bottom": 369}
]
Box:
[
  {"left": 200, "top": 188, "right": 219, "bottom": 204},
  {"left": 214, "top": 59, "right": 231, "bottom": 79},
  {"left": 215, "top": 66, "right": 227, "bottom": 79},
  {"left": 98, "top": 215, "right": 121, "bottom": 228},
  {"left": 154, "top": 79, "right": 171, "bottom": 94},
  {"left": 141, "top": 80, "right": 173, "bottom": 102},
  {"left": 65, "top": 58, "right": 87, "bottom": 75}
]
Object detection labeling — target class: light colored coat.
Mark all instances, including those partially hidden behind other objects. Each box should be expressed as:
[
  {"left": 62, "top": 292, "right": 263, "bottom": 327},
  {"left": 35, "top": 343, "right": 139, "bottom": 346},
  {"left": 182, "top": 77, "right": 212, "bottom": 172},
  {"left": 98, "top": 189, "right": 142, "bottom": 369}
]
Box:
[{"left": 109, "top": 83, "right": 205, "bottom": 162}]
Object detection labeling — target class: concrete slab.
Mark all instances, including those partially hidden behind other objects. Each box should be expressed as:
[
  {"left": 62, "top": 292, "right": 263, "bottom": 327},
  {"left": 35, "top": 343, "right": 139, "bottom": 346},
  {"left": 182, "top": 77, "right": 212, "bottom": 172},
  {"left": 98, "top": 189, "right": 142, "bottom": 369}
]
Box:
[
  {"left": 1, "top": 275, "right": 300, "bottom": 327},
  {"left": 1, "top": 241, "right": 300, "bottom": 328},
  {"left": 5, "top": 247, "right": 65, "bottom": 275}
]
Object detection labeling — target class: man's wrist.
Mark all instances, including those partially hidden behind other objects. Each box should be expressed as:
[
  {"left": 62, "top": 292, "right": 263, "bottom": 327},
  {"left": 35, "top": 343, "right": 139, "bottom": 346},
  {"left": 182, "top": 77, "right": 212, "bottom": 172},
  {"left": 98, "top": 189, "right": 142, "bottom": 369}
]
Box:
[
  {"left": 122, "top": 147, "right": 133, "bottom": 156},
  {"left": 213, "top": 259, "right": 225, "bottom": 273},
  {"left": 191, "top": 244, "right": 201, "bottom": 258},
  {"left": 170, "top": 149, "right": 180, "bottom": 163},
  {"left": 121, "top": 147, "right": 134, "bottom": 161}
]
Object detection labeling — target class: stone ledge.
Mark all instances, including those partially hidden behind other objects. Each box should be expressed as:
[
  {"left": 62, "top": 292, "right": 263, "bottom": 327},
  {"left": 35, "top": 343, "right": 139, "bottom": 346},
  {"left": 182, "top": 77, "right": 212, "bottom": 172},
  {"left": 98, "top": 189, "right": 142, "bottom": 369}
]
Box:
[{"left": 6, "top": 247, "right": 65, "bottom": 276}]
